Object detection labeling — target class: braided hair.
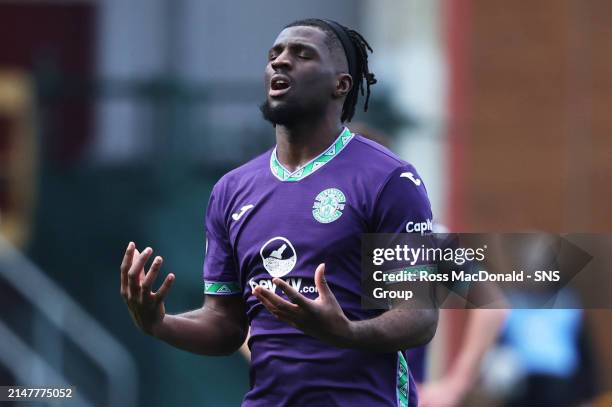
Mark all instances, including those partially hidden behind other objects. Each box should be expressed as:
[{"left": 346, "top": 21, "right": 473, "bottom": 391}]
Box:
[{"left": 284, "top": 19, "right": 377, "bottom": 122}]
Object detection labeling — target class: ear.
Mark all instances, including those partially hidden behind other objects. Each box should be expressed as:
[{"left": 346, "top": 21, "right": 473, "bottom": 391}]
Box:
[{"left": 334, "top": 73, "right": 353, "bottom": 99}]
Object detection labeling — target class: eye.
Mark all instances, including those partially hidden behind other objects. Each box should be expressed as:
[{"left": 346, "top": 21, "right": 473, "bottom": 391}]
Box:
[{"left": 268, "top": 48, "right": 281, "bottom": 61}]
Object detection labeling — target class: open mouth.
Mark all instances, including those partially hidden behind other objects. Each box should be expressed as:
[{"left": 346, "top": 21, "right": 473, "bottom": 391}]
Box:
[{"left": 269, "top": 76, "right": 291, "bottom": 97}]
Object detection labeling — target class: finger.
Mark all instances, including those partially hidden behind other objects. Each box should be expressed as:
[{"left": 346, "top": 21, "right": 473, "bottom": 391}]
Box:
[
  {"left": 253, "top": 286, "right": 299, "bottom": 314},
  {"left": 154, "top": 273, "right": 175, "bottom": 301},
  {"left": 128, "top": 247, "right": 152, "bottom": 299},
  {"left": 254, "top": 290, "right": 280, "bottom": 314},
  {"left": 254, "top": 289, "right": 297, "bottom": 320},
  {"left": 273, "top": 278, "right": 310, "bottom": 308},
  {"left": 142, "top": 256, "right": 163, "bottom": 291},
  {"left": 314, "top": 263, "right": 331, "bottom": 300},
  {"left": 254, "top": 286, "right": 299, "bottom": 312},
  {"left": 120, "top": 241, "right": 135, "bottom": 273},
  {"left": 120, "top": 242, "right": 135, "bottom": 296}
]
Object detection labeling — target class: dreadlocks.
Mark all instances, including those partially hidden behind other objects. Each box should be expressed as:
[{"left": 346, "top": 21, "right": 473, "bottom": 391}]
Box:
[{"left": 284, "top": 19, "right": 377, "bottom": 123}]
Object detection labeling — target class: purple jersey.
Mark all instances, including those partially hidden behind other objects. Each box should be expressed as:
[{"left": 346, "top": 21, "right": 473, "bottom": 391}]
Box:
[
  {"left": 406, "top": 346, "right": 427, "bottom": 383},
  {"left": 203, "top": 127, "right": 433, "bottom": 406}
]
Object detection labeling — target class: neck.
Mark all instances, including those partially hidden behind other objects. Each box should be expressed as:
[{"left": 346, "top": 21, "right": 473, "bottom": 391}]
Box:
[{"left": 275, "top": 115, "right": 344, "bottom": 172}]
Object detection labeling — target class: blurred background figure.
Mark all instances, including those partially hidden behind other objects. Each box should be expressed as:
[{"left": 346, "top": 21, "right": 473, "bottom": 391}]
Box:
[
  {"left": 1, "top": 1, "right": 611, "bottom": 406},
  {"left": 496, "top": 307, "right": 597, "bottom": 407}
]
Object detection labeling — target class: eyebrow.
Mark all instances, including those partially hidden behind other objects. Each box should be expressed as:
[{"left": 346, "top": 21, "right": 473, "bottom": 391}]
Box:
[{"left": 269, "top": 41, "right": 320, "bottom": 55}]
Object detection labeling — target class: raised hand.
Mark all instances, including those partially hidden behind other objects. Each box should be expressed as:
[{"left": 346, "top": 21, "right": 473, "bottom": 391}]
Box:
[
  {"left": 120, "top": 242, "right": 175, "bottom": 335},
  {"left": 252, "top": 263, "right": 354, "bottom": 347}
]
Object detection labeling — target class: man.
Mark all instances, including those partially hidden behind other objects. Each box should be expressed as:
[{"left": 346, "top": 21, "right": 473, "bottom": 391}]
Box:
[{"left": 120, "top": 18, "right": 438, "bottom": 406}]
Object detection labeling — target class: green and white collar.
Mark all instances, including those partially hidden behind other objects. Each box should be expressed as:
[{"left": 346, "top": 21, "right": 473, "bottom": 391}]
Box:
[{"left": 270, "top": 127, "right": 354, "bottom": 182}]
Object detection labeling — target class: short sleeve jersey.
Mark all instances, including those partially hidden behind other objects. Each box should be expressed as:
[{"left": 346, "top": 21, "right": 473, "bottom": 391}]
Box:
[{"left": 204, "top": 127, "right": 433, "bottom": 407}]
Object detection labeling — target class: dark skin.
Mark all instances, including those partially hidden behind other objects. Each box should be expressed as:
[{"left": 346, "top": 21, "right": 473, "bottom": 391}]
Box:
[
  {"left": 266, "top": 26, "right": 352, "bottom": 171},
  {"left": 120, "top": 26, "right": 437, "bottom": 355},
  {"left": 120, "top": 243, "right": 246, "bottom": 355}
]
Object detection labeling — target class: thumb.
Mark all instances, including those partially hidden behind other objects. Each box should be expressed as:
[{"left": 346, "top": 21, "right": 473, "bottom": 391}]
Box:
[{"left": 314, "top": 263, "right": 331, "bottom": 299}]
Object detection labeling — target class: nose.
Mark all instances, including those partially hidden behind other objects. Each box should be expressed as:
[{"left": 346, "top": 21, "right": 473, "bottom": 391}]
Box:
[{"left": 270, "top": 49, "right": 292, "bottom": 71}]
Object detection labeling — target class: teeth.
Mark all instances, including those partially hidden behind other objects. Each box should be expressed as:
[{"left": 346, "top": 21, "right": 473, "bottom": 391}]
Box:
[{"left": 271, "top": 78, "right": 289, "bottom": 91}]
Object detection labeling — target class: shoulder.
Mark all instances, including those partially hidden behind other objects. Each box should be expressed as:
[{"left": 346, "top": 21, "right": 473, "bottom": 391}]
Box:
[
  {"left": 348, "top": 134, "right": 411, "bottom": 178},
  {"left": 350, "top": 134, "right": 407, "bottom": 167},
  {"left": 346, "top": 134, "right": 423, "bottom": 193},
  {"left": 212, "top": 148, "right": 272, "bottom": 197},
  {"left": 347, "top": 137, "right": 433, "bottom": 231}
]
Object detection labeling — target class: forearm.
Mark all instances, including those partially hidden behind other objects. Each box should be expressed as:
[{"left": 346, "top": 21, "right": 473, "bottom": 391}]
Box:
[
  {"left": 152, "top": 305, "right": 247, "bottom": 356},
  {"left": 447, "top": 308, "right": 508, "bottom": 383},
  {"left": 346, "top": 308, "right": 438, "bottom": 352}
]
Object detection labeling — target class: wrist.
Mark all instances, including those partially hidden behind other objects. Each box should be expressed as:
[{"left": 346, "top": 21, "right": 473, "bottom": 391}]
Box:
[
  {"left": 342, "top": 319, "right": 359, "bottom": 348},
  {"left": 149, "top": 314, "right": 168, "bottom": 338}
]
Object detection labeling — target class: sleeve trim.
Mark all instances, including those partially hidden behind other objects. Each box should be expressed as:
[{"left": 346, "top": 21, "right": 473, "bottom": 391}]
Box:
[{"left": 204, "top": 280, "right": 241, "bottom": 295}]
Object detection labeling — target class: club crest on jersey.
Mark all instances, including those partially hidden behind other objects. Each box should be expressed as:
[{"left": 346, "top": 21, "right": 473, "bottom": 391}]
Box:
[
  {"left": 260, "top": 236, "right": 297, "bottom": 278},
  {"left": 312, "top": 188, "right": 346, "bottom": 224}
]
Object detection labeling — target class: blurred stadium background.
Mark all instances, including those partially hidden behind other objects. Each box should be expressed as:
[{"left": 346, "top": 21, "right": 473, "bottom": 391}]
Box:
[{"left": 0, "top": 0, "right": 611, "bottom": 406}]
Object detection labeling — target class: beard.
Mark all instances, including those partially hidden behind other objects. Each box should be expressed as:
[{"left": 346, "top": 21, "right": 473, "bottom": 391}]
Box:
[{"left": 259, "top": 97, "right": 326, "bottom": 127}]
